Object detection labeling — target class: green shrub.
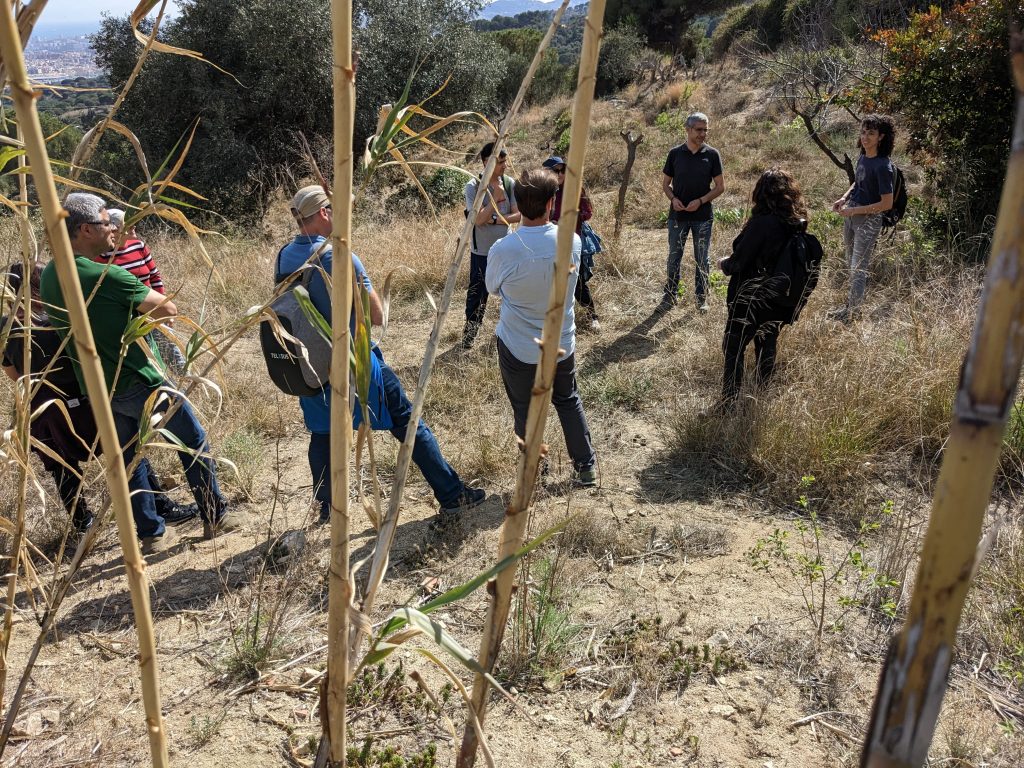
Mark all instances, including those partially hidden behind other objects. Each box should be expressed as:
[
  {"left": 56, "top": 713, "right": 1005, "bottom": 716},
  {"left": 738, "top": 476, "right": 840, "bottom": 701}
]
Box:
[
  {"left": 710, "top": 0, "right": 787, "bottom": 57},
  {"left": 423, "top": 166, "right": 466, "bottom": 209},
  {"left": 595, "top": 25, "right": 644, "bottom": 96}
]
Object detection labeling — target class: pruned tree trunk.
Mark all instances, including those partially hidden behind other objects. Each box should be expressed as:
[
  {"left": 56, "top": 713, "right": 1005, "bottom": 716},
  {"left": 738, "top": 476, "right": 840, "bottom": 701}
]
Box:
[
  {"left": 860, "top": 34, "right": 1024, "bottom": 768},
  {"left": 615, "top": 129, "right": 643, "bottom": 238},
  {"left": 455, "top": 2, "right": 607, "bottom": 767}
]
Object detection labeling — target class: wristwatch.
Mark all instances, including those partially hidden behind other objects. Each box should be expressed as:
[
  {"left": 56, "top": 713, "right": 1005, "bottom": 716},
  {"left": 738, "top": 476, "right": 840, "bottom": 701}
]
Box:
[{"left": 491, "top": 213, "right": 498, "bottom": 224}]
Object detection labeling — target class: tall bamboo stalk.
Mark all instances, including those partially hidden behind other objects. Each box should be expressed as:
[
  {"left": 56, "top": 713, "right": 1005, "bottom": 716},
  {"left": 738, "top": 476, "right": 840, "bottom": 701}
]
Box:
[
  {"left": 0, "top": 120, "right": 35, "bottom": 710},
  {"left": 0, "top": 5, "right": 168, "bottom": 765},
  {"left": 323, "top": 0, "right": 355, "bottom": 763},
  {"left": 69, "top": 0, "right": 167, "bottom": 184},
  {"left": 456, "top": 3, "right": 606, "bottom": 766},
  {"left": 860, "top": 34, "right": 1024, "bottom": 768},
  {"left": 351, "top": 0, "right": 573, "bottom": 662}
]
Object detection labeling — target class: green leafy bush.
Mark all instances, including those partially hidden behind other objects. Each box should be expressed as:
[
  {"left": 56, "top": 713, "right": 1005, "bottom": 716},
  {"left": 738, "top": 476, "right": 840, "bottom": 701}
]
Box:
[{"left": 423, "top": 166, "right": 467, "bottom": 209}]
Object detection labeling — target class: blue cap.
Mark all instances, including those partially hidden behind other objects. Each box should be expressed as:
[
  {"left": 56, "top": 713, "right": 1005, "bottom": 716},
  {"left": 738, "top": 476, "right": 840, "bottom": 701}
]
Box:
[{"left": 542, "top": 156, "right": 565, "bottom": 170}]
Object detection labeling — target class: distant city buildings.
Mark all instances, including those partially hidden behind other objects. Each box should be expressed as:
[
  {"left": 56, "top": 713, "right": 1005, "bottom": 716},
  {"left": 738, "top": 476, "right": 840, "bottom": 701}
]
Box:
[{"left": 25, "top": 35, "right": 101, "bottom": 82}]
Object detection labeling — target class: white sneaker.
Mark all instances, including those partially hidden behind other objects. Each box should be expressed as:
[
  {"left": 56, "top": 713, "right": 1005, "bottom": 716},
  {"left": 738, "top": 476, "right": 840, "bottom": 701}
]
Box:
[{"left": 589, "top": 318, "right": 601, "bottom": 332}]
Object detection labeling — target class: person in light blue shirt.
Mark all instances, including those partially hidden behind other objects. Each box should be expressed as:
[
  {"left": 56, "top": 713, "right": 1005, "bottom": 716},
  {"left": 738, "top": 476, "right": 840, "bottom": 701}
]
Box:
[
  {"left": 278, "top": 185, "right": 486, "bottom": 523},
  {"left": 485, "top": 168, "right": 597, "bottom": 487}
]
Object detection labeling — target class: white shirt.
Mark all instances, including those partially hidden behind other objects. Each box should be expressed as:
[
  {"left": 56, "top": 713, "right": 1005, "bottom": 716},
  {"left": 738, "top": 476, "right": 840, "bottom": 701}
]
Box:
[{"left": 485, "top": 222, "right": 581, "bottom": 364}]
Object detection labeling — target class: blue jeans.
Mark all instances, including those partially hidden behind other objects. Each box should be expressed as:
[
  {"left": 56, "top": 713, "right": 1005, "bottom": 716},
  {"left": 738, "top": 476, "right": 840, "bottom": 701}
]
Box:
[
  {"left": 667, "top": 218, "right": 713, "bottom": 301},
  {"left": 308, "top": 359, "right": 465, "bottom": 511},
  {"left": 110, "top": 382, "right": 227, "bottom": 538}
]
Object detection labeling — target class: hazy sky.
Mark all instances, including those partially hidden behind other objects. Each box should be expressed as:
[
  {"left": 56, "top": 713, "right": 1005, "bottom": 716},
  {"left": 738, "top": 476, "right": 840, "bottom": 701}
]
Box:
[{"left": 42, "top": 1, "right": 180, "bottom": 24}]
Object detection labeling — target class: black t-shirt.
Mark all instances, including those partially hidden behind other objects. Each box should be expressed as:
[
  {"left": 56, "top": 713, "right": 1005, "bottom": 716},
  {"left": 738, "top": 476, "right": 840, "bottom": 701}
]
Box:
[
  {"left": 1, "top": 314, "right": 82, "bottom": 401},
  {"left": 663, "top": 143, "right": 724, "bottom": 222}
]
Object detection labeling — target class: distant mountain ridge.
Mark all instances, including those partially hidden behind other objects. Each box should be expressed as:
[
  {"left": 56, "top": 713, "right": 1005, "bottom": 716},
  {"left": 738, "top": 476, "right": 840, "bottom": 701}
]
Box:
[{"left": 480, "top": 0, "right": 589, "bottom": 20}]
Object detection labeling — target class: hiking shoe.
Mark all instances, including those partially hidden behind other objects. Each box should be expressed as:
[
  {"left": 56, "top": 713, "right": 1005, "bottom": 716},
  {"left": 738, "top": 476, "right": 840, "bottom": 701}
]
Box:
[
  {"left": 71, "top": 510, "right": 95, "bottom": 534},
  {"left": 317, "top": 503, "right": 331, "bottom": 526},
  {"left": 203, "top": 512, "right": 242, "bottom": 540},
  {"left": 162, "top": 502, "right": 199, "bottom": 526},
  {"left": 140, "top": 526, "right": 178, "bottom": 556},
  {"left": 575, "top": 467, "right": 598, "bottom": 488},
  {"left": 828, "top": 306, "right": 852, "bottom": 324},
  {"left": 698, "top": 300, "right": 709, "bottom": 313},
  {"left": 660, "top": 291, "right": 678, "bottom": 308},
  {"left": 589, "top": 318, "right": 601, "bottom": 332},
  {"left": 439, "top": 486, "right": 487, "bottom": 515}
]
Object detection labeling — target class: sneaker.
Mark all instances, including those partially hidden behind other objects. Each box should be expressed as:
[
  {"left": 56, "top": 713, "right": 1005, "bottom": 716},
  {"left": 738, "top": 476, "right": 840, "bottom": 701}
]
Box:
[
  {"left": 697, "top": 298, "right": 709, "bottom": 313},
  {"left": 439, "top": 486, "right": 487, "bottom": 515},
  {"left": 162, "top": 502, "right": 199, "bottom": 526},
  {"left": 575, "top": 467, "right": 598, "bottom": 488},
  {"left": 589, "top": 318, "right": 601, "bottom": 332},
  {"left": 71, "top": 510, "right": 95, "bottom": 534},
  {"left": 317, "top": 503, "right": 331, "bottom": 525},
  {"left": 660, "top": 291, "right": 678, "bottom": 308},
  {"left": 203, "top": 512, "right": 242, "bottom": 540},
  {"left": 140, "top": 526, "right": 178, "bottom": 556}
]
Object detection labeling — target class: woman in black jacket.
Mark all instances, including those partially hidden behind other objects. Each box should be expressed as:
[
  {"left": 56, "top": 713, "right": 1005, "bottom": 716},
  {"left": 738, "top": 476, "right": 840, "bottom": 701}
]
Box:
[{"left": 717, "top": 168, "right": 808, "bottom": 407}]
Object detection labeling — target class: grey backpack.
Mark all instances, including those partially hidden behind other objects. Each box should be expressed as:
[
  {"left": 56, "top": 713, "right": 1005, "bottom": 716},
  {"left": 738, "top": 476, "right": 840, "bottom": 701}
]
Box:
[{"left": 260, "top": 250, "right": 331, "bottom": 396}]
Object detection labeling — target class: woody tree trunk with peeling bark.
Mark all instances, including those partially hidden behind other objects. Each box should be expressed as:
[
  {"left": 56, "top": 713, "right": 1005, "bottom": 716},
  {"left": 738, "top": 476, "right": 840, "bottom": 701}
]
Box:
[{"left": 860, "top": 32, "right": 1024, "bottom": 768}]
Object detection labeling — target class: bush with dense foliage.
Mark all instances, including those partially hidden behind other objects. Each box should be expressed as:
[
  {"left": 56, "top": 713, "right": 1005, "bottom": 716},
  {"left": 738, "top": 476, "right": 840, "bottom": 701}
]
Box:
[
  {"left": 865, "top": 0, "right": 1024, "bottom": 240},
  {"left": 90, "top": 0, "right": 505, "bottom": 221},
  {"left": 595, "top": 25, "right": 646, "bottom": 96}
]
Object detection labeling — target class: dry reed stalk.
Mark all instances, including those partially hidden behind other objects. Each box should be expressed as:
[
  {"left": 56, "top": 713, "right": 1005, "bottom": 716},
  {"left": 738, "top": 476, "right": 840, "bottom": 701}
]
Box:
[
  {"left": 0, "top": 5, "right": 168, "bottom": 765},
  {"left": 69, "top": 0, "right": 166, "bottom": 183},
  {"left": 0, "top": 122, "right": 35, "bottom": 709},
  {"left": 0, "top": 0, "right": 47, "bottom": 89},
  {"left": 456, "top": 2, "right": 607, "bottom": 766},
  {"left": 350, "top": 0, "right": 573, "bottom": 663},
  {"left": 860, "top": 36, "right": 1024, "bottom": 768},
  {"left": 321, "top": 0, "right": 355, "bottom": 763}
]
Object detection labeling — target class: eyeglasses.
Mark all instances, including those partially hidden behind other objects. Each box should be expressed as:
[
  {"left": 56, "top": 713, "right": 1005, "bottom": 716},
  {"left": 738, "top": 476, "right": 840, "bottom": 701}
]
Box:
[
  {"left": 87, "top": 220, "right": 114, "bottom": 229},
  {"left": 555, "top": 167, "right": 566, "bottom": 174},
  {"left": 691, "top": 127, "right": 708, "bottom": 133}
]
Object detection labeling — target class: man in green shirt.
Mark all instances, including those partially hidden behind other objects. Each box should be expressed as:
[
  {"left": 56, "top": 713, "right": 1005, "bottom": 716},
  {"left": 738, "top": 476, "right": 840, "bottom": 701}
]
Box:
[{"left": 40, "top": 193, "right": 237, "bottom": 553}]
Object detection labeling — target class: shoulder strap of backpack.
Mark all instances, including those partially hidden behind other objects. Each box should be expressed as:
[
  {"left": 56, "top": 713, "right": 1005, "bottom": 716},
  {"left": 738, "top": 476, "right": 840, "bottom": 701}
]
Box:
[{"left": 503, "top": 175, "right": 513, "bottom": 202}]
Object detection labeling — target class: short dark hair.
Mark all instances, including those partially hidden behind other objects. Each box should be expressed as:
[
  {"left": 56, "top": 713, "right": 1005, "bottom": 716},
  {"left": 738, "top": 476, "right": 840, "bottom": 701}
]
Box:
[
  {"left": 514, "top": 168, "right": 559, "bottom": 219},
  {"left": 479, "top": 141, "right": 507, "bottom": 161},
  {"left": 860, "top": 114, "right": 896, "bottom": 157}
]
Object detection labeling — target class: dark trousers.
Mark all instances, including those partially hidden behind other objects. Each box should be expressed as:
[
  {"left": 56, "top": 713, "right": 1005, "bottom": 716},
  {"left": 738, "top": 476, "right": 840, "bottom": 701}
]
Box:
[
  {"left": 465, "top": 252, "right": 489, "bottom": 326},
  {"left": 497, "top": 338, "right": 595, "bottom": 470},
  {"left": 110, "top": 383, "right": 227, "bottom": 538},
  {"left": 575, "top": 273, "right": 596, "bottom": 318},
  {"left": 722, "top": 303, "right": 788, "bottom": 403},
  {"left": 308, "top": 360, "right": 465, "bottom": 511}
]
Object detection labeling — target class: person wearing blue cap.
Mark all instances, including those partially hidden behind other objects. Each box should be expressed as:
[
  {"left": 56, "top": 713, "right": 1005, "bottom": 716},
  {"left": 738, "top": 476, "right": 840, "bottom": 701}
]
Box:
[{"left": 542, "top": 156, "right": 600, "bottom": 332}]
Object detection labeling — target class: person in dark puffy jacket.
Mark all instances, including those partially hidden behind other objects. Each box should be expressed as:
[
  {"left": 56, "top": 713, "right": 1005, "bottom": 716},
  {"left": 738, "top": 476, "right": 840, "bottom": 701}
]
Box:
[{"left": 717, "top": 168, "right": 808, "bottom": 408}]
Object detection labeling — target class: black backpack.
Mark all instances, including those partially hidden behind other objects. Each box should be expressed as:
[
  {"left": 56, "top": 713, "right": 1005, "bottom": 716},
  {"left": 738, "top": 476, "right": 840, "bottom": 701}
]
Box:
[
  {"left": 770, "top": 224, "right": 823, "bottom": 313},
  {"left": 882, "top": 165, "right": 908, "bottom": 228},
  {"left": 259, "top": 249, "right": 331, "bottom": 397}
]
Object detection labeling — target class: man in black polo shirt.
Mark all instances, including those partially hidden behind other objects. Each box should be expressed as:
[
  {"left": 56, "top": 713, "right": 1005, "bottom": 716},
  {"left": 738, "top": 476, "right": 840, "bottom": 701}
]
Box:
[{"left": 661, "top": 112, "right": 725, "bottom": 311}]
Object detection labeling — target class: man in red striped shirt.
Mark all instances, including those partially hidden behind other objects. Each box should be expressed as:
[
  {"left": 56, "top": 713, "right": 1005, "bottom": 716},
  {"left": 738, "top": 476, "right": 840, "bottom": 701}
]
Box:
[{"left": 98, "top": 209, "right": 165, "bottom": 292}]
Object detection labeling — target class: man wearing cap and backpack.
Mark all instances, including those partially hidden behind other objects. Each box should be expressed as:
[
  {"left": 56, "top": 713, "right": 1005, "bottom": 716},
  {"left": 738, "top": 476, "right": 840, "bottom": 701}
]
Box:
[
  {"left": 273, "top": 185, "right": 487, "bottom": 524},
  {"left": 462, "top": 142, "right": 521, "bottom": 349}
]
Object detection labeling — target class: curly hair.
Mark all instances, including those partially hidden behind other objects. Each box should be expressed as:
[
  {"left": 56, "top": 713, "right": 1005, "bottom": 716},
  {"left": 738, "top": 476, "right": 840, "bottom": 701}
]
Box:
[
  {"left": 749, "top": 167, "right": 807, "bottom": 224},
  {"left": 859, "top": 113, "right": 895, "bottom": 157}
]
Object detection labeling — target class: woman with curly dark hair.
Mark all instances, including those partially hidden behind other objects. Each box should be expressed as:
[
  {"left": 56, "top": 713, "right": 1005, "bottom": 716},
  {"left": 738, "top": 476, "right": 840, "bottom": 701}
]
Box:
[
  {"left": 831, "top": 113, "right": 896, "bottom": 321},
  {"left": 716, "top": 167, "right": 809, "bottom": 408}
]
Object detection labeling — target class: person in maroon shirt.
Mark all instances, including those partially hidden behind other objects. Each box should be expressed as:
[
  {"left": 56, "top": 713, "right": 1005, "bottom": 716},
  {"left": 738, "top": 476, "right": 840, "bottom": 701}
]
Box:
[{"left": 542, "top": 156, "right": 600, "bottom": 332}]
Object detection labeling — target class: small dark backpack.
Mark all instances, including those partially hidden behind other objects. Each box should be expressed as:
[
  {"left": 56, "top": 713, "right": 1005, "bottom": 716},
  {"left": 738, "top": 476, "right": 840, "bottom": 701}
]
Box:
[
  {"left": 260, "top": 250, "right": 331, "bottom": 397},
  {"left": 771, "top": 224, "right": 823, "bottom": 313},
  {"left": 882, "top": 165, "right": 908, "bottom": 228}
]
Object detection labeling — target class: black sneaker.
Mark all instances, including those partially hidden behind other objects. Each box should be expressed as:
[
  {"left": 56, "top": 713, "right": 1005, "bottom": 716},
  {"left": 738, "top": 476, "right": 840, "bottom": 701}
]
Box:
[
  {"left": 162, "top": 503, "right": 199, "bottom": 526},
  {"left": 71, "top": 510, "right": 95, "bottom": 533},
  {"left": 317, "top": 503, "right": 331, "bottom": 525},
  {"left": 439, "top": 486, "right": 487, "bottom": 515}
]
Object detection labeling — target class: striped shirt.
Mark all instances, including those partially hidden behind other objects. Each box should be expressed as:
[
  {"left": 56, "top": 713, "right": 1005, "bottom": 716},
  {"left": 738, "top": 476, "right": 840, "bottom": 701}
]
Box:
[{"left": 93, "top": 239, "right": 165, "bottom": 294}]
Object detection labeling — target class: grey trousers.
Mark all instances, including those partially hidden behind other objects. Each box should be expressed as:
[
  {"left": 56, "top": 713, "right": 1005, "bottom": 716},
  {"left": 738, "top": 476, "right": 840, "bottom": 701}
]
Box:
[
  {"left": 843, "top": 211, "right": 884, "bottom": 311},
  {"left": 497, "top": 338, "right": 596, "bottom": 471}
]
